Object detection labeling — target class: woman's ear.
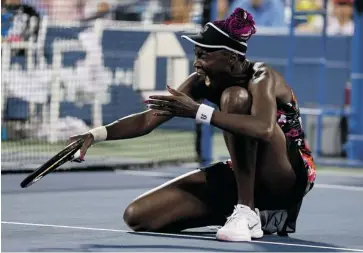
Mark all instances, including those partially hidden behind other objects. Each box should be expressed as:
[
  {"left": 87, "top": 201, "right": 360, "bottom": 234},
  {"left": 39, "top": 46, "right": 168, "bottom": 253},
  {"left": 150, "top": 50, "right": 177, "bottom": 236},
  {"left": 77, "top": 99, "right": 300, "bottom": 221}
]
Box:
[
  {"left": 230, "top": 52, "right": 239, "bottom": 63},
  {"left": 228, "top": 52, "right": 239, "bottom": 71}
]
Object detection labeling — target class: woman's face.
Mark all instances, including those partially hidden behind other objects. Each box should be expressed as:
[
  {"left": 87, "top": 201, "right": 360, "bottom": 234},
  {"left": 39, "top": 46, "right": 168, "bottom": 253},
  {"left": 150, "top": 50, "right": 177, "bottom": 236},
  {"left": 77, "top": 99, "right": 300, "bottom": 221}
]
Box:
[{"left": 193, "top": 46, "right": 231, "bottom": 78}]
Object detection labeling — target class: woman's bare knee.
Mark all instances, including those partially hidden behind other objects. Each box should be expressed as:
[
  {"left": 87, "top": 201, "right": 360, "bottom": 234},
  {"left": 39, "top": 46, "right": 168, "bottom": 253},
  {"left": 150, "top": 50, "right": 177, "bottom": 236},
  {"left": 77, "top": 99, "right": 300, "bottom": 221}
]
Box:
[
  {"left": 123, "top": 170, "right": 209, "bottom": 232},
  {"left": 123, "top": 202, "right": 142, "bottom": 231},
  {"left": 220, "top": 86, "right": 252, "bottom": 114},
  {"left": 123, "top": 202, "right": 158, "bottom": 232}
]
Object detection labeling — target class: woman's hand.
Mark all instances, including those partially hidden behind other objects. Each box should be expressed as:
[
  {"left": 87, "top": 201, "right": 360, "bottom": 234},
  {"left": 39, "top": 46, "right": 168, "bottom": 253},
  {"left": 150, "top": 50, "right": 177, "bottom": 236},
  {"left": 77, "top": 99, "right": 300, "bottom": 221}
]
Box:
[
  {"left": 67, "top": 133, "right": 94, "bottom": 162},
  {"left": 145, "top": 85, "right": 200, "bottom": 118}
]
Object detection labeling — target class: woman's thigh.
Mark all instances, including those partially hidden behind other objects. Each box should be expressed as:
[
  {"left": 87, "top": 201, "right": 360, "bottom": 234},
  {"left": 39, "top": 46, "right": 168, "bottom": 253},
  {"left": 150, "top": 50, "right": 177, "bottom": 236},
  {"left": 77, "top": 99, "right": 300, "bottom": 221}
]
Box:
[
  {"left": 210, "top": 124, "right": 307, "bottom": 212},
  {"left": 123, "top": 169, "right": 220, "bottom": 231},
  {"left": 254, "top": 125, "right": 307, "bottom": 210}
]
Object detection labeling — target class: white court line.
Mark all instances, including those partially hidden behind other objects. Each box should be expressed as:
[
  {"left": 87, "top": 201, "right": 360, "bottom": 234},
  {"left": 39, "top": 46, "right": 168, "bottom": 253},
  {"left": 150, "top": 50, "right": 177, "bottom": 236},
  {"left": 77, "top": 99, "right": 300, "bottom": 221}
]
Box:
[
  {"left": 115, "top": 170, "right": 363, "bottom": 192},
  {"left": 315, "top": 184, "right": 363, "bottom": 192},
  {"left": 316, "top": 170, "right": 363, "bottom": 178},
  {"left": 116, "top": 170, "right": 171, "bottom": 177},
  {"left": 2, "top": 221, "right": 363, "bottom": 252}
]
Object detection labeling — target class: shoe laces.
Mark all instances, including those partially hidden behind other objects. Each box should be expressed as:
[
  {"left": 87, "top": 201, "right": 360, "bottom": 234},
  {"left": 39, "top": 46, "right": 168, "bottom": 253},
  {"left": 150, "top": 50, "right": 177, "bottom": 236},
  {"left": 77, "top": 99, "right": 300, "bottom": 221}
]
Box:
[
  {"left": 208, "top": 205, "right": 259, "bottom": 231},
  {"left": 225, "top": 205, "right": 252, "bottom": 225}
]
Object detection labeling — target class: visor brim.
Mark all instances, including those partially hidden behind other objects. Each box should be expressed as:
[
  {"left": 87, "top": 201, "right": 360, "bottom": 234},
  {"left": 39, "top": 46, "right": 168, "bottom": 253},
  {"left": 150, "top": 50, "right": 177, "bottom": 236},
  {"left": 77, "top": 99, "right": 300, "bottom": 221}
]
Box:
[{"left": 181, "top": 34, "right": 225, "bottom": 50}]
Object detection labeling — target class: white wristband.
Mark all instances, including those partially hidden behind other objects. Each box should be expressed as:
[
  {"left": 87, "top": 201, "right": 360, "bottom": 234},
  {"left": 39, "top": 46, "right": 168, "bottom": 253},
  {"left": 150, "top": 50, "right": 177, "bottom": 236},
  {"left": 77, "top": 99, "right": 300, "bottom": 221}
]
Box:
[
  {"left": 195, "top": 104, "right": 215, "bottom": 124},
  {"left": 89, "top": 126, "right": 107, "bottom": 142}
]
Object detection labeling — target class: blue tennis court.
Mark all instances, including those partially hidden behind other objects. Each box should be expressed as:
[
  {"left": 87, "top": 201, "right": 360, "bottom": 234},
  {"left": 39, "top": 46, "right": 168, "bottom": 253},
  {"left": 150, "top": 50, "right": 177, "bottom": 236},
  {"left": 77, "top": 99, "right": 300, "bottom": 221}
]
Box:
[{"left": 2, "top": 167, "right": 363, "bottom": 252}]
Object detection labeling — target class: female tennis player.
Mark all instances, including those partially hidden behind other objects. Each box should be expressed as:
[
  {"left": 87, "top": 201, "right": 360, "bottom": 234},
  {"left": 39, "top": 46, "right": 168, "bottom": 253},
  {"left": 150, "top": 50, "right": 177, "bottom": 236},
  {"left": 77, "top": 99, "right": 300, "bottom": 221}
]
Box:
[{"left": 69, "top": 8, "right": 316, "bottom": 242}]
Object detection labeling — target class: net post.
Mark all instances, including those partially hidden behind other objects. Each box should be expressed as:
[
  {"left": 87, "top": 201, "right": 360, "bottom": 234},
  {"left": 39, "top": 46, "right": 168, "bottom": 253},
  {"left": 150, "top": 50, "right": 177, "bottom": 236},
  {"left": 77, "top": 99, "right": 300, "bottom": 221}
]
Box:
[{"left": 348, "top": 7, "right": 363, "bottom": 161}]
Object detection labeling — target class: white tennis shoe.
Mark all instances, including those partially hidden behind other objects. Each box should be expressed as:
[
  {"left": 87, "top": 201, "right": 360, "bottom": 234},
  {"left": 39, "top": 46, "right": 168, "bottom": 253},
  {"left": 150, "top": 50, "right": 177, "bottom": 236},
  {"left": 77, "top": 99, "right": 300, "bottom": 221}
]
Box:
[{"left": 216, "top": 204, "right": 264, "bottom": 242}]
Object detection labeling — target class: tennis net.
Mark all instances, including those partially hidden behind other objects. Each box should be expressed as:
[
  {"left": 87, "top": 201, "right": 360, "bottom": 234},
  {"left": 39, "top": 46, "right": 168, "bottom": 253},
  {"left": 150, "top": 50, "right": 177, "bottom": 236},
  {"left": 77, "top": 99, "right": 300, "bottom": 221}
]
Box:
[{"left": 1, "top": 16, "right": 206, "bottom": 172}]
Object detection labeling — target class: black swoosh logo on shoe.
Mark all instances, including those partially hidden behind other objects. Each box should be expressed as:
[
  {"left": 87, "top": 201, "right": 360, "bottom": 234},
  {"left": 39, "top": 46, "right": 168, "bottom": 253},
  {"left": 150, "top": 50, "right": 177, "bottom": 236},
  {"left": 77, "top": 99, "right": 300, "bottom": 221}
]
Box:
[{"left": 248, "top": 223, "right": 259, "bottom": 230}]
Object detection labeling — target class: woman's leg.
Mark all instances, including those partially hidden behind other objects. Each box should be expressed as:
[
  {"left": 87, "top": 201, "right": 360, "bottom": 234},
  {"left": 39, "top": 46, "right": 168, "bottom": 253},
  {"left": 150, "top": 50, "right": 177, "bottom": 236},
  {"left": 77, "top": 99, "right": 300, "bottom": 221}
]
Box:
[
  {"left": 219, "top": 86, "right": 297, "bottom": 209},
  {"left": 216, "top": 86, "right": 299, "bottom": 241},
  {"left": 219, "top": 86, "right": 257, "bottom": 209},
  {"left": 123, "top": 170, "right": 214, "bottom": 232}
]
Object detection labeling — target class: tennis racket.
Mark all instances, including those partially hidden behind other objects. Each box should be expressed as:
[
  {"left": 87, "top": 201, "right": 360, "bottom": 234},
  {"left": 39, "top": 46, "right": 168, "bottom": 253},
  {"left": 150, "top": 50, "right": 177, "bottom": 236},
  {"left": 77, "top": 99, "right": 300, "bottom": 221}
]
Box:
[{"left": 20, "top": 138, "right": 85, "bottom": 188}]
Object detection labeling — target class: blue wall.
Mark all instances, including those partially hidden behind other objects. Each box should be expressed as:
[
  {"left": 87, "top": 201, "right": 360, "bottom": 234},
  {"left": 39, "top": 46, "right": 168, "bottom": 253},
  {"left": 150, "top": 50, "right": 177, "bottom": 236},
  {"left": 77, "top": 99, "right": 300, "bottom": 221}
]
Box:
[{"left": 6, "top": 27, "right": 352, "bottom": 131}]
